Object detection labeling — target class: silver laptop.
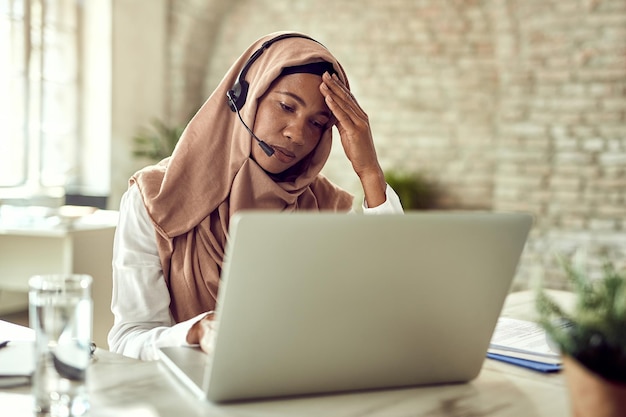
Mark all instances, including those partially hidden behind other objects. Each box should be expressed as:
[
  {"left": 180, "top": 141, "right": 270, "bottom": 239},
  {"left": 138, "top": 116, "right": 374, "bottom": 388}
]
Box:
[{"left": 159, "top": 211, "right": 532, "bottom": 403}]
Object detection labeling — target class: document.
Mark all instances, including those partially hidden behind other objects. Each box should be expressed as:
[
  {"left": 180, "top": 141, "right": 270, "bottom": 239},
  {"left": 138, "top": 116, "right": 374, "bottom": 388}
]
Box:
[
  {"left": 488, "top": 317, "right": 562, "bottom": 372},
  {"left": 0, "top": 341, "right": 34, "bottom": 387}
]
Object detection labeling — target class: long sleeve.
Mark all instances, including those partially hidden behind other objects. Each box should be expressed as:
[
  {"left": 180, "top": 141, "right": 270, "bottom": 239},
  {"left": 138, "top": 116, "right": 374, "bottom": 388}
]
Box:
[
  {"left": 108, "top": 182, "right": 403, "bottom": 360},
  {"left": 107, "top": 185, "right": 209, "bottom": 360},
  {"left": 362, "top": 183, "right": 404, "bottom": 214}
]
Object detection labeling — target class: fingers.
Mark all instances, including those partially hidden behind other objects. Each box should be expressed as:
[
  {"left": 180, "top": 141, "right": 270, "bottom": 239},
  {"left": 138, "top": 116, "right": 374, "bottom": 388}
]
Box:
[
  {"left": 185, "top": 312, "right": 216, "bottom": 347},
  {"left": 320, "top": 72, "right": 367, "bottom": 129},
  {"left": 198, "top": 317, "right": 219, "bottom": 355}
]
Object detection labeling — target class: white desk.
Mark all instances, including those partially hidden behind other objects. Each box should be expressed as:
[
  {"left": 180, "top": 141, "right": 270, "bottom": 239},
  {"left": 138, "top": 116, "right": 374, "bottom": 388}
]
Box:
[
  {"left": 0, "top": 290, "right": 572, "bottom": 417},
  {"left": 0, "top": 210, "right": 118, "bottom": 348}
]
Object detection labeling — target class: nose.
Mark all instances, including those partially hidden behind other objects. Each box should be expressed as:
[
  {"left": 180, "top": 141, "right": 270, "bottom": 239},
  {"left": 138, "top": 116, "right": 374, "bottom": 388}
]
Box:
[{"left": 283, "top": 117, "right": 307, "bottom": 146}]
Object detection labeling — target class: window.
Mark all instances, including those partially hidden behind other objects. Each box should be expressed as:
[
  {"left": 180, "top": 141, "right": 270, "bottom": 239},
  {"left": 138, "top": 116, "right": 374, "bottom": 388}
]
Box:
[{"left": 0, "top": 0, "right": 80, "bottom": 199}]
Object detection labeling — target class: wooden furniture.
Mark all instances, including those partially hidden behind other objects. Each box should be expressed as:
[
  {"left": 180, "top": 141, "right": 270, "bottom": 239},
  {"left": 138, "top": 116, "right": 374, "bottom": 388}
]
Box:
[{"left": 0, "top": 290, "right": 573, "bottom": 417}]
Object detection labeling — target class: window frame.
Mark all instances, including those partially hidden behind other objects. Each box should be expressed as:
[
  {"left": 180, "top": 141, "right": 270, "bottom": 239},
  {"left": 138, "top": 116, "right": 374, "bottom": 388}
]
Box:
[{"left": 0, "top": 0, "right": 82, "bottom": 202}]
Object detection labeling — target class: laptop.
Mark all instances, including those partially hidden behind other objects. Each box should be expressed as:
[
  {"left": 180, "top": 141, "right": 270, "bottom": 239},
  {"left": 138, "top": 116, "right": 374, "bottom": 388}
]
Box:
[{"left": 159, "top": 211, "right": 533, "bottom": 403}]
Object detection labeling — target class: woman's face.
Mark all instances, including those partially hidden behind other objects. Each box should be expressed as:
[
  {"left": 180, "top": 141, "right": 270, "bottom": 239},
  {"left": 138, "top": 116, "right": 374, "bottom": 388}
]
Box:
[{"left": 251, "top": 73, "right": 332, "bottom": 174}]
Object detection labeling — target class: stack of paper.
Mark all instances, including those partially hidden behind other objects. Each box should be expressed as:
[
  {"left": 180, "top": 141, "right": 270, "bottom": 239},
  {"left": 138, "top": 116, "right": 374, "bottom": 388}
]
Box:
[
  {"left": 488, "top": 317, "right": 562, "bottom": 372},
  {"left": 0, "top": 341, "right": 34, "bottom": 387}
]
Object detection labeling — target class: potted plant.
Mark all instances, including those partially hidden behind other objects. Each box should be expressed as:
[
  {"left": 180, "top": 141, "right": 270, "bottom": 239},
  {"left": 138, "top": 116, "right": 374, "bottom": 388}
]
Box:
[
  {"left": 132, "top": 119, "right": 184, "bottom": 162},
  {"left": 384, "top": 171, "right": 439, "bottom": 210},
  {"left": 536, "top": 257, "right": 626, "bottom": 417}
]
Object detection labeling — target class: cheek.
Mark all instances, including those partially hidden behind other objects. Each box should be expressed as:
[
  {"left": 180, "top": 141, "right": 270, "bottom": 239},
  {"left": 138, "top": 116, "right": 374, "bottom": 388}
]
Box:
[
  {"left": 252, "top": 108, "right": 271, "bottom": 134},
  {"left": 303, "top": 133, "right": 323, "bottom": 155}
]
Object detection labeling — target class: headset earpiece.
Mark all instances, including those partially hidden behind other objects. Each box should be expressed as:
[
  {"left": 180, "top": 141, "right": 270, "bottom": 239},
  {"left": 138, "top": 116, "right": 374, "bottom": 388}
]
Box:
[{"left": 227, "top": 80, "right": 249, "bottom": 112}]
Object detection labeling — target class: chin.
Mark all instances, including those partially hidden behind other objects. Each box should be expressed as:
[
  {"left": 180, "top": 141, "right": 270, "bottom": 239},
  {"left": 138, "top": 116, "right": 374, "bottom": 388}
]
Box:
[{"left": 258, "top": 160, "right": 290, "bottom": 175}]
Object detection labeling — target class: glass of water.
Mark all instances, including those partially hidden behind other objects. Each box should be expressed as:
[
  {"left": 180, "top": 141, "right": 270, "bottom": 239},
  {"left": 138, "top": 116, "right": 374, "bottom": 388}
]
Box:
[{"left": 29, "top": 274, "right": 93, "bottom": 417}]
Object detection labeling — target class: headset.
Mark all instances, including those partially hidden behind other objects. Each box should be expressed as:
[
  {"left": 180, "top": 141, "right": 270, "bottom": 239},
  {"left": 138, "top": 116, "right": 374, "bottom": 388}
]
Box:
[
  {"left": 226, "top": 33, "right": 322, "bottom": 112},
  {"left": 226, "top": 33, "right": 324, "bottom": 156}
]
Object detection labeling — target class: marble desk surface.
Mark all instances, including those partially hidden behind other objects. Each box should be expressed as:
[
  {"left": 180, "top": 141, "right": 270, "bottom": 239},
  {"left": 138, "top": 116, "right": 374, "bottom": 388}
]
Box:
[{"left": 1, "top": 290, "right": 573, "bottom": 417}]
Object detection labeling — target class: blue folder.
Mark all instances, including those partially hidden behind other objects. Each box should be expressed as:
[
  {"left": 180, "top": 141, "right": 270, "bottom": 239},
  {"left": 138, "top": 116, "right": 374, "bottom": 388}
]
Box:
[{"left": 487, "top": 353, "right": 562, "bottom": 373}]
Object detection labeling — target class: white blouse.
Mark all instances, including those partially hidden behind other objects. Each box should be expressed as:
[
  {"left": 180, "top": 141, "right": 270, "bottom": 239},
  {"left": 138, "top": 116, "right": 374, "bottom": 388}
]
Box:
[{"left": 108, "top": 184, "right": 404, "bottom": 360}]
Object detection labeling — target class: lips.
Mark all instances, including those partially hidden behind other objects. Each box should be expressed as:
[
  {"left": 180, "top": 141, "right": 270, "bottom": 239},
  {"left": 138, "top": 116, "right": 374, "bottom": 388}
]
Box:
[{"left": 271, "top": 145, "right": 296, "bottom": 163}]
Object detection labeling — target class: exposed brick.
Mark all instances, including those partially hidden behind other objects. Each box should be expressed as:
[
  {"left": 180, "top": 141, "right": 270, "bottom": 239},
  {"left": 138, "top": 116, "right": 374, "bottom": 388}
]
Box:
[
  {"left": 549, "top": 176, "right": 582, "bottom": 190},
  {"left": 555, "top": 152, "right": 594, "bottom": 164},
  {"left": 589, "top": 218, "right": 619, "bottom": 231},
  {"left": 602, "top": 98, "right": 626, "bottom": 111},
  {"left": 599, "top": 152, "right": 626, "bottom": 165},
  {"left": 165, "top": 0, "right": 626, "bottom": 290},
  {"left": 597, "top": 206, "right": 626, "bottom": 217},
  {"left": 560, "top": 215, "right": 587, "bottom": 229}
]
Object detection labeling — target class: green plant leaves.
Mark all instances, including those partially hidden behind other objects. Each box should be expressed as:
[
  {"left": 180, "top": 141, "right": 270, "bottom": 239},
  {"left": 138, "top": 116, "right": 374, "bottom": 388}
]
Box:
[
  {"left": 384, "top": 171, "right": 439, "bottom": 210},
  {"left": 132, "top": 119, "right": 185, "bottom": 162},
  {"left": 536, "top": 257, "right": 626, "bottom": 384}
]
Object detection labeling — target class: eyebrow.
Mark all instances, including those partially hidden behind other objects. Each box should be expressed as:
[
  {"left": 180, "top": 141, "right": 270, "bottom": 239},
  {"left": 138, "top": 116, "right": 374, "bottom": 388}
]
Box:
[{"left": 276, "top": 91, "right": 331, "bottom": 119}]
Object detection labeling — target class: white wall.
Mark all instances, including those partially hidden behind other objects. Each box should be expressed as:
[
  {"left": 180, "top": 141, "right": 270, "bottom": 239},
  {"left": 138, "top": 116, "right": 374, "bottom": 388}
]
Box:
[
  {"left": 109, "top": 0, "right": 168, "bottom": 210},
  {"left": 80, "top": 0, "right": 112, "bottom": 197}
]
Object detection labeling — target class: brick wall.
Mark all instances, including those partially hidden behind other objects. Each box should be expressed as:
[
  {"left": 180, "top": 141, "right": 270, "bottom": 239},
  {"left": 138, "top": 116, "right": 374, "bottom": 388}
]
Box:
[
  {"left": 165, "top": 0, "right": 626, "bottom": 289},
  {"left": 490, "top": 0, "right": 626, "bottom": 288}
]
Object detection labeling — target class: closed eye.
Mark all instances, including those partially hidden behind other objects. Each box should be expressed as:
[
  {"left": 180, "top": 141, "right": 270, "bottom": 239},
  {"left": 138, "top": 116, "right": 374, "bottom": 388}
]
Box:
[
  {"left": 280, "top": 102, "right": 294, "bottom": 112},
  {"left": 311, "top": 119, "right": 327, "bottom": 130}
]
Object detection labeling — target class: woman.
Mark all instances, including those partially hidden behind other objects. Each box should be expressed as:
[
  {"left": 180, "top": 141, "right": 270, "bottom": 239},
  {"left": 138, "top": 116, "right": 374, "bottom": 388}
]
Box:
[{"left": 108, "top": 32, "right": 403, "bottom": 360}]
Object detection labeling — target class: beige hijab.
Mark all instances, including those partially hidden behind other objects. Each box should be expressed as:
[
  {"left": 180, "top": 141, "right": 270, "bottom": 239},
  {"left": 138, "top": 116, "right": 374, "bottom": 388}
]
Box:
[{"left": 130, "top": 32, "right": 354, "bottom": 321}]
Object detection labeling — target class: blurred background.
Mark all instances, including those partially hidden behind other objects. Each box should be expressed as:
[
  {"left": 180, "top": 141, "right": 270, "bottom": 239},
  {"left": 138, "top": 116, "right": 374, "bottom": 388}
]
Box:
[{"left": 1, "top": 0, "right": 625, "bottom": 290}]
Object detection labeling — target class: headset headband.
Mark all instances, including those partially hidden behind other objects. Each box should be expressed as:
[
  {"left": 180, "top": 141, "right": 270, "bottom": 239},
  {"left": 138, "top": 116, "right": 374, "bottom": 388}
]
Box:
[{"left": 227, "top": 34, "right": 323, "bottom": 112}]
